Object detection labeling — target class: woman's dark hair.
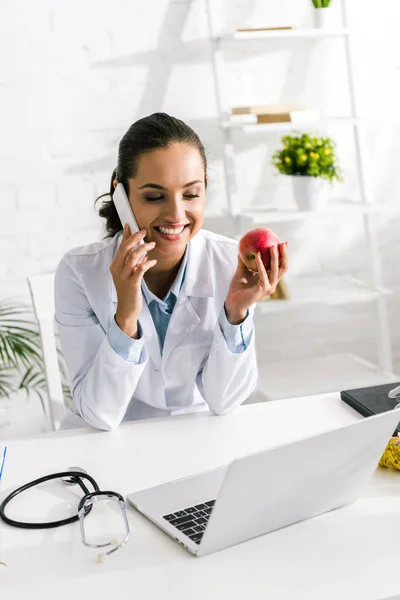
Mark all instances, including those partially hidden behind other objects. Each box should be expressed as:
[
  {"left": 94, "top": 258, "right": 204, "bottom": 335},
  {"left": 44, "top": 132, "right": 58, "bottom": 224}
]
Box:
[{"left": 95, "top": 112, "right": 208, "bottom": 238}]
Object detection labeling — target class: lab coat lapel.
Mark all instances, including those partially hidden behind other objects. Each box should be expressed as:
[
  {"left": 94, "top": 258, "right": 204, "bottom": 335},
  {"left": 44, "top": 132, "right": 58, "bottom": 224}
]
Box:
[
  {"left": 135, "top": 300, "right": 162, "bottom": 368},
  {"left": 162, "top": 232, "right": 213, "bottom": 363}
]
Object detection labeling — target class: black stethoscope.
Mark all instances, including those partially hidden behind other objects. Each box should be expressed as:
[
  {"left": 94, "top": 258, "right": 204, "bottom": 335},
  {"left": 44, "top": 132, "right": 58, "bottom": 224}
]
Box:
[{"left": 0, "top": 467, "right": 130, "bottom": 558}]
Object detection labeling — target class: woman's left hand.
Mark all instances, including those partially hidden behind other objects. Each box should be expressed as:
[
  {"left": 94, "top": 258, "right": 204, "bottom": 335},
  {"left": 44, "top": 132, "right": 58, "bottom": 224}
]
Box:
[{"left": 224, "top": 242, "right": 289, "bottom": 324}]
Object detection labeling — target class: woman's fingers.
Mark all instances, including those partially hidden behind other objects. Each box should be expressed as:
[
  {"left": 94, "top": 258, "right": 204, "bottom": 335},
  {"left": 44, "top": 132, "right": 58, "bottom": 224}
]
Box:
[
  {"left": 132, "top": 258, "right": 158, "bottom": 279},
  {"left": 268, "top": 245, "right": 279, "bottom": 285},
  {"left": 125, "top": 241, "right": 155, "bottom": 269},
  {"left": 116, "top": 225, "right": 148, "bottom": 267},
  {"left": 255, "top": 252, "right": 270, "bottom": 290},
  {"left": 269, "top": 246, "right": 279, "bottom": 279},
  {"left": 278, "top": 242, "right": 289, "bottom": 274}
]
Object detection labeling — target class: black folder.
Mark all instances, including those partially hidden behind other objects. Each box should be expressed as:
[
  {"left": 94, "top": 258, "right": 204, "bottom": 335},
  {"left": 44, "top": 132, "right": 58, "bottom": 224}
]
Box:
[{"left": 341, "top": 382, "right": 400, "bottom": 436}]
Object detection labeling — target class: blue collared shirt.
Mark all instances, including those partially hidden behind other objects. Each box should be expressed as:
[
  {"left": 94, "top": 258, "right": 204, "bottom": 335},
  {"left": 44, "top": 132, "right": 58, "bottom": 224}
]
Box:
[{"left": 108, "top": 250, "right": 253, "bottom": 363}]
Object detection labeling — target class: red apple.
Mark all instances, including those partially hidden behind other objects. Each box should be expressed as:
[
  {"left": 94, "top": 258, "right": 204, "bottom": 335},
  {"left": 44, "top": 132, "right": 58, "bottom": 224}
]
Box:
[{"left": 239, "top": 227, "right": 283, "bottom": 271}]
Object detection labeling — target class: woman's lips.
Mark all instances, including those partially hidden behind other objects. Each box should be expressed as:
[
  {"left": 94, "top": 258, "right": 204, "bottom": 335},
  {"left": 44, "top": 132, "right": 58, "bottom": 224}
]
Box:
[{"left": 154, "top": 224, "right": 190, "bottom": 240}]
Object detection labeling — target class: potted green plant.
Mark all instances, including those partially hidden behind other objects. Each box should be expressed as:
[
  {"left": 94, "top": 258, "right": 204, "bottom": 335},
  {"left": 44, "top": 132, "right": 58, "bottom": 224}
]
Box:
[
  {"left": 0, "top": 299, "right": 71, "bottom": 428},
  {"left": 311, "top": 0, "right": 332, "bottom": 29},
  {"left": 272, "top": 131, "right": 343, "bottom": 211}
]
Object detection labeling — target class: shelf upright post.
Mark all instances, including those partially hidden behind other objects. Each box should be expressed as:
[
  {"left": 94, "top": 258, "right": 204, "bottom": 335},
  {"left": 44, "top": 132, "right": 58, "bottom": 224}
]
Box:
[
  {"left": 341, "top": 0, "right": 393, "bottom": 375},
  {"left": 205, "top": 0, "right": 241, "bottom": 237}
]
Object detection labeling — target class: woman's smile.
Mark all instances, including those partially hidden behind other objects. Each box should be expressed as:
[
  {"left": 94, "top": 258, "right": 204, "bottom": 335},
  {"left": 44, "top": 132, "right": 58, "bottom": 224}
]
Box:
[{"left": 153, "top": 223, "right": 191, "bottom": 241}]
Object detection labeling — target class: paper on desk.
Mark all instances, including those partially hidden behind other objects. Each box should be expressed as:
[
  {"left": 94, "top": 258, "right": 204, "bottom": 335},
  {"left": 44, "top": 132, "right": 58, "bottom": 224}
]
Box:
[{"left": 0, "top": 444, "right": 7, "bottom": 481}]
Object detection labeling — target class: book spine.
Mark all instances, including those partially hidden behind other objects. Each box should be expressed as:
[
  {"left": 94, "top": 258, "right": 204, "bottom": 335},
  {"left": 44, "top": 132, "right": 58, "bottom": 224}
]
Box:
[
  {"left": 257, "top": 113, "right": 291, "bottom": 123},
  {"left": 340, "top": 392, "right": 375, "bottom": 417}
]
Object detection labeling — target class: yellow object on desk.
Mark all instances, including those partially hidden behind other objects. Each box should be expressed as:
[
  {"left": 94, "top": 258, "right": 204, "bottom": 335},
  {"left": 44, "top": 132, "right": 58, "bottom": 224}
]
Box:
[{"left": 379, "top": 436, "right": 400, "bottom": 470}]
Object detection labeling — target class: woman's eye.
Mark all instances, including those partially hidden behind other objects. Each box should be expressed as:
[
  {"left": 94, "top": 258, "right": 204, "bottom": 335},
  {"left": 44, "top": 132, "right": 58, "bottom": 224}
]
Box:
[
  {"left": 145, "top": 196, "right": 164, "bottom": 201},
  {"left": 144, "top": 193, "right": 199, "bottom": 201}
]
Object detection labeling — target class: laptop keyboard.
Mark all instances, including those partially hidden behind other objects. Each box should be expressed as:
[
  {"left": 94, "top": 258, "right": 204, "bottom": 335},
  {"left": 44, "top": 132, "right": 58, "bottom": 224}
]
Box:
[{"left": 163, "top": 500, "right": 216, "bottom": 544}]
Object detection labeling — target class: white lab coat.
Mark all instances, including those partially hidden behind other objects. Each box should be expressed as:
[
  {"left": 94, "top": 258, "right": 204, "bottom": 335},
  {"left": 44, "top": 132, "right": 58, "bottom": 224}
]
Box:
[{"left": 54, "top": 228, "right": 258, "bottom": 430}]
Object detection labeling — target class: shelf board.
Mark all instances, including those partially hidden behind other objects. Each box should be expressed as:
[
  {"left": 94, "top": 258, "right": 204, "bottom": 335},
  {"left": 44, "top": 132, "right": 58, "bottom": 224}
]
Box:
[
  {"left": 256, "top": 276, "right": 390, "bottom": 315},
  {"left": 257, "top": 353, "right": 398, "bottom": 402},
  {"left": 227, "top": 28, "right": 350, "bottom": 41},
  {"left": 225, "top": 116, "right": 359, "bottom": 133},
  {"left": 238, "top": 199, "right": 380, "bottom": 224}
]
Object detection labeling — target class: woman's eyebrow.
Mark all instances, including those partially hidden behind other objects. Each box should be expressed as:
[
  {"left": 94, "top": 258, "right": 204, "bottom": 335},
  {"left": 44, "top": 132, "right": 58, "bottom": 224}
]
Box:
[{"left": 138, "top": 179, "right": 202, "bottom": 190}]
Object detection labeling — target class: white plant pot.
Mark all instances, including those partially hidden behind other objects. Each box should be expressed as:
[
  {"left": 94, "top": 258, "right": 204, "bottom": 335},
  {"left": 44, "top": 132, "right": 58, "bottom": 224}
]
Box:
[
  {"left": 314, "top": 6, "right": 332, "bottom": 29},
  {"left": 291, "top": 176, "right": 325, "bottom": 211}
]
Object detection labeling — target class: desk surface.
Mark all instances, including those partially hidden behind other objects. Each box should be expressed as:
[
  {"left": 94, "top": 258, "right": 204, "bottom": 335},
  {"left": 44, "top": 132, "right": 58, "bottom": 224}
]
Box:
[{"left": 1, "top": 393, "right": 400, "bottom": 600}]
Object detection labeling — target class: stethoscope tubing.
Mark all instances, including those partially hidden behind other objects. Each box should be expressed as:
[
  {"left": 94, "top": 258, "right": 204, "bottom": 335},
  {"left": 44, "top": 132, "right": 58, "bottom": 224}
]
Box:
[{"left": 0, "top": 471, "right": 99, "bottom": 529}]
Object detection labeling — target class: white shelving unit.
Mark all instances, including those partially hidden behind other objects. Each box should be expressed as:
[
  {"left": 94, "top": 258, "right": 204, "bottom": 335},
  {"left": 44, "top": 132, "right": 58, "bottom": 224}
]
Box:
[
  {"left": 205, "top": 0, "right": 397, "bottom": 400},
  {"left": 238, "top": 198, "right": 383, "bottom": 224},
  {"left": 232, "top": 28, "right": 350, "bottom": 40},
  {"left": 227, "top": 116, "right": 360, "bottom": 132},
  {"left": 257, "top": 275, "right": 390, "bottom": 315},
  {"left": 258, "top": 354, "right": 399, "bottom": 402}
]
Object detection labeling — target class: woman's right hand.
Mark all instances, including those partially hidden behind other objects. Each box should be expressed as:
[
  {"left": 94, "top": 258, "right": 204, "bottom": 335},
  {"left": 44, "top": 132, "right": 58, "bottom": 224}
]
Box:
[{"left": 109, "top": 224, "right": 157, "bottom": 338}]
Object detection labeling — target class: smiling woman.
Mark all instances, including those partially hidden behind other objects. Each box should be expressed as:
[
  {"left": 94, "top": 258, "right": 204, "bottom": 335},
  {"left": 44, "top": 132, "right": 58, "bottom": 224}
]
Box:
[{"left": 54, "top": 113, "right": 288, "bottom": 431}]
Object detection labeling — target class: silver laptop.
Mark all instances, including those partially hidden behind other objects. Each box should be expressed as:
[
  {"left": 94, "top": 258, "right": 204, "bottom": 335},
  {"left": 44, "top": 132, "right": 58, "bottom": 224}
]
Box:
[{"left": 127, "top": 408, "right": 399, "bottom": 557}]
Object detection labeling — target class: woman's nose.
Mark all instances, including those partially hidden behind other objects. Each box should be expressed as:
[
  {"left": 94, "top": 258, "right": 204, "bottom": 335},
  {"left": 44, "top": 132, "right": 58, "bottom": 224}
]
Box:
[{"left": 163, "top": 198, "right": 186, "bottom": 222}]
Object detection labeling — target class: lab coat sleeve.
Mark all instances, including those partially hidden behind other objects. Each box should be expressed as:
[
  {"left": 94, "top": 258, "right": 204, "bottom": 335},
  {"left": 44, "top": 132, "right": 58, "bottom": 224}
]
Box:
[
  {"left": 197, "top": 306, "right": 258, "bottom": 415},
  {"left": 108, "top": 317, "right": 146, "bottom": 364},
  {"left": 218, "top": 307, "right": 253, "bottom": 353},
  {"left": 54, "top": 254, "right": 149, "bottom": 431}
]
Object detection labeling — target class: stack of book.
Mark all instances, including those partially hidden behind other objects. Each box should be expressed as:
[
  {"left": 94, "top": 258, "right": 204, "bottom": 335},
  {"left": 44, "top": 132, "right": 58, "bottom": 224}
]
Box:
[{"left": 231, "top": 104, "right": 320, "bottom": 125}]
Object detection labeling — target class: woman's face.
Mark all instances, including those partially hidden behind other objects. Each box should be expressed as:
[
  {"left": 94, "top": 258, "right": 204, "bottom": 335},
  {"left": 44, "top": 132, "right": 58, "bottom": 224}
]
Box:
[{"left": 125, "top": 143, "right": 206, "bottom": 265}]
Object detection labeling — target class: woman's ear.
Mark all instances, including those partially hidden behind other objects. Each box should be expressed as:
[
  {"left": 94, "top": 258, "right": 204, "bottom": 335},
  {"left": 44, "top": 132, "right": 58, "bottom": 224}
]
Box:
[{"left": 113, "top": 179, "right": 119, "bottom": 190}]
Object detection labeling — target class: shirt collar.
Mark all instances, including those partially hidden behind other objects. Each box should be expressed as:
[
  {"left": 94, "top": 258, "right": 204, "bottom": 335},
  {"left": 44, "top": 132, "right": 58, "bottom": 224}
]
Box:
[{"left": 141, "top": 248, "right": 188, "bottom": 307}]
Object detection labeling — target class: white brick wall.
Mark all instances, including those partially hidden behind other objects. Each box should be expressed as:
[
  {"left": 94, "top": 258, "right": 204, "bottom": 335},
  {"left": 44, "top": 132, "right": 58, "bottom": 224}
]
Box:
[{"left": 1, "top": 0, "right": 400, "bottom": 400}]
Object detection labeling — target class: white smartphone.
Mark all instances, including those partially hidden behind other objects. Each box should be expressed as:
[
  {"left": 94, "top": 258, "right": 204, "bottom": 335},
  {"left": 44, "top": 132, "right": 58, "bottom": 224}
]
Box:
[{"left": 113, "top": 183, "right": 146, "bottom": 264}]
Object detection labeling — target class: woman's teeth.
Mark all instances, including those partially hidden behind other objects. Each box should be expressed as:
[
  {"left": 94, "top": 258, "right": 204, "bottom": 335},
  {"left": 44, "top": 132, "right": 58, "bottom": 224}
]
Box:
[{"left": 158, "top": 226, "right": 185, "bottom": 235}]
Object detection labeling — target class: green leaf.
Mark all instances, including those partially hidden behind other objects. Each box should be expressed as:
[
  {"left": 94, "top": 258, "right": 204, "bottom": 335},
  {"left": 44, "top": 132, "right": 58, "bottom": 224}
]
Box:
[
  {"left": 0, "top": 365, "right": 14, "bottom": 398},
  {"left": 18, "top": 365, "right": 48, "bottom": 414},
  {"left": 0, "top": 298, "right": 72, "bottom": 413},
  {"left": 272, "top": 130, "right": 343, "bottom": 182},
  {"left": 312, "top": 0, "right": 332, "bottom": 9}
]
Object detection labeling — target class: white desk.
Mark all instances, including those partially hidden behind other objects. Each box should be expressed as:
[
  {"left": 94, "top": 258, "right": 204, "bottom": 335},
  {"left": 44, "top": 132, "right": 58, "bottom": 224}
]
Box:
[{"left": 1, "top": 392, "right": 400, "bottom": 600}]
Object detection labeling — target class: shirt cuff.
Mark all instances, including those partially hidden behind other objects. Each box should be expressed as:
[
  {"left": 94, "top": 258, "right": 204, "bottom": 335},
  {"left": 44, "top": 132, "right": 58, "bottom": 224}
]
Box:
[
  {"left": 218, "top": 306, "right": 254, "bottom": 354},
  {"left": 107, "top": 315, "right": 145, "bottom": 364}
]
